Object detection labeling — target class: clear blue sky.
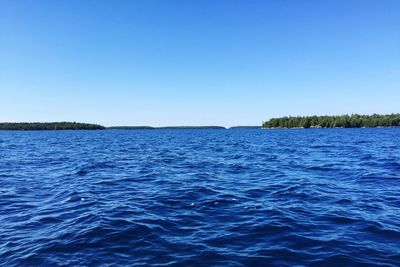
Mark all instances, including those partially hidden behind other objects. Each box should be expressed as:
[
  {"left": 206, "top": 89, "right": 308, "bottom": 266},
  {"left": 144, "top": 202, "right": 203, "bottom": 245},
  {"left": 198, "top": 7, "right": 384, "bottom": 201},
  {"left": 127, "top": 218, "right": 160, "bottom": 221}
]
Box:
[{"left": 1, "top": 0, "right": 399, "bottom": 126}]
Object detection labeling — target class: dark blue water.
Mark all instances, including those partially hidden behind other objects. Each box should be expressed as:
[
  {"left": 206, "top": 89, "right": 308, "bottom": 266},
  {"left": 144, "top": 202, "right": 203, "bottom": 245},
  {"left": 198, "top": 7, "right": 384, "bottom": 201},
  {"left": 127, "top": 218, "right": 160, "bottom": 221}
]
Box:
[{"left": 1, "top": 128, "right": 399, "bottom": 266}]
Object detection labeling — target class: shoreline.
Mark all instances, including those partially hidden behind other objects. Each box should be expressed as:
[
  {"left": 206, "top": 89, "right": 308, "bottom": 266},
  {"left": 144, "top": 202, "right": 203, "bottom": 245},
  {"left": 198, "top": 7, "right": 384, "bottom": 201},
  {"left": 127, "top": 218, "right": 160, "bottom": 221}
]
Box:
[{"left": 1, "top": 126, "right": 400, "bottom": 131}]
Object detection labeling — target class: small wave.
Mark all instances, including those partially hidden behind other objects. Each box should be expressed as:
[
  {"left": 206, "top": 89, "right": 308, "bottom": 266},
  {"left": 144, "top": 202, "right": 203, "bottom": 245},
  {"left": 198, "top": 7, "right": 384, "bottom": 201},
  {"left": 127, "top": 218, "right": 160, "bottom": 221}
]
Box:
[{"left": 1, "top": 128, "right": 400, "bottom": 266}]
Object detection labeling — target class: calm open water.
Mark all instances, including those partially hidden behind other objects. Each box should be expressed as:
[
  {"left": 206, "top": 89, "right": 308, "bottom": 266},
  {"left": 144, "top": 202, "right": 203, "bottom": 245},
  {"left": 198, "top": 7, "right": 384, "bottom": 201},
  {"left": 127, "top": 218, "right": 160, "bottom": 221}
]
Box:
[{"left": 0, "top": 128, "right": 399, "bottom": 266}]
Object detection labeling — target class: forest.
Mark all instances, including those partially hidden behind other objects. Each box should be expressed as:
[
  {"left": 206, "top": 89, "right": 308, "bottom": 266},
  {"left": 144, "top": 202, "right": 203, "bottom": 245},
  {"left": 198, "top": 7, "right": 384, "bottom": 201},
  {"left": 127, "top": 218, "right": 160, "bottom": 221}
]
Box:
[
  {"left": 0, "top": 122, "right": 105, "bottom": 130},
  {"left": 262, "top": 114, "right": 400, "bottom": 128}
]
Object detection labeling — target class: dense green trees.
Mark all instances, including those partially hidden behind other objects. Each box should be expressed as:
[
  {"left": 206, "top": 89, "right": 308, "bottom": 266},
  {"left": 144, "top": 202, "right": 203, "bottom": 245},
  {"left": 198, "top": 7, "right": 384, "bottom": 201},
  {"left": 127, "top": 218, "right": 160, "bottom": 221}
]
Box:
[
  {"left": 262, "top": 114, "right": 400, "bottom": 128},
  {"left": 0, "top": 123, "right": 226, "bottom": 130},
  {"left": 0, "top": 122, "right": 105, "bottom": 130}
]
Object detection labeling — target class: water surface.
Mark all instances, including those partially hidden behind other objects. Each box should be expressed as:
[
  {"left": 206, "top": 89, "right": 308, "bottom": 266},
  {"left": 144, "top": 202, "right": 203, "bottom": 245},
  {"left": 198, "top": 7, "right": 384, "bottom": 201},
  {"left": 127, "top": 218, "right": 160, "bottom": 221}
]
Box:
[{"left": 1, "top": 128, "right": 399, "bottom": 266}]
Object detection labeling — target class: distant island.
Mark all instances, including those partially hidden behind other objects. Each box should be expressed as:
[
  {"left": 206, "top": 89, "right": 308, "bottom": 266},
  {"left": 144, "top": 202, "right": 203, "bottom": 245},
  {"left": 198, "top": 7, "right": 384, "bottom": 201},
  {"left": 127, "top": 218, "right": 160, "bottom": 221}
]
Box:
[
  {"left": 229, "top": 126, "right": 261, "bottom": 129},
  {"left": 0, "top": 123, "right": 228, "bottom": 131},
  {"left": 2, "top": 115, "right": 399, "bottom": 131},
  {"left": 0, "top": 122, "right": 105, "bottom": 131},
  {"left": 107, "top": 126, "right": 226, "bottom": 130},
  {"left": 262, "top": 114, "right": 400, "bottom": 128},
  {"left": 157, "top": 126, "right": 225, "bottom": 129},
  {"left": 107, "top": 126, "right": 155, "bottom": 130}
]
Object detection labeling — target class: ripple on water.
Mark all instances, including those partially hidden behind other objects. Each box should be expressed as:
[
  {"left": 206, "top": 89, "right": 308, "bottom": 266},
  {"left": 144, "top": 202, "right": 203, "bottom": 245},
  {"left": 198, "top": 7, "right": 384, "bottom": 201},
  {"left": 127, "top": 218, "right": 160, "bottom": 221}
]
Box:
[{"left": 0, "top": 128, "right": 399, "bottom": 266}]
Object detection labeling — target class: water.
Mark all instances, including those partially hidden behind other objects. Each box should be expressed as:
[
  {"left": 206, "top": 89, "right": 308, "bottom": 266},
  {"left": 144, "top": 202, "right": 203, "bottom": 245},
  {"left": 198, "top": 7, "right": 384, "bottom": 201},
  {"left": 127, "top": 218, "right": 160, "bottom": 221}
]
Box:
[{"left": 1, "top": 128, "right": 399, "bottom": 266}]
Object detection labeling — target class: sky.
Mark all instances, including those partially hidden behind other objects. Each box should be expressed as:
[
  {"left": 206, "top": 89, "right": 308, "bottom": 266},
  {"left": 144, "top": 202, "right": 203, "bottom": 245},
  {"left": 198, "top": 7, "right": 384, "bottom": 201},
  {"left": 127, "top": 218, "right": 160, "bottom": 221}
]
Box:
[{"left": 1, "top": 0, "right": 399, "bottom": 127}]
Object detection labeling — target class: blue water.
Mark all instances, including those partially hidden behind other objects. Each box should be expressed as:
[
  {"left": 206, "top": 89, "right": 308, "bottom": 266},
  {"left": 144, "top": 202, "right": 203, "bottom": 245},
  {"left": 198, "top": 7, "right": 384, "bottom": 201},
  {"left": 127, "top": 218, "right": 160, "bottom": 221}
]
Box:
[{"left": 1, "top": 128, "right": 399, "bottom": 266}]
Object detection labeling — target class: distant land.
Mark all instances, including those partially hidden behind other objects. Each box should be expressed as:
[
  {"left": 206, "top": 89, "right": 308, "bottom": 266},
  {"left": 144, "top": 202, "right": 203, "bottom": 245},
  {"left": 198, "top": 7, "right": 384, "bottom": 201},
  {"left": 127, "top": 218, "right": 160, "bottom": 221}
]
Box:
[
  {"left": 108, "top": 126, "right": 226, "bottom": 130},
  {"left": 108, "top": 126, "right": 262, "bottom": 130},
  {"left": 0, "top": 122, "right": 105, "bottom": 131},
  {"left": 262, "top": 114, "right": 400, "bottom": 128},
  {"left": 0, "top": 123, "right": 227, "bottom": 131},
  {"left": 107, "top": 126, "right": 155, "bottom": 130},
  {"left": 157, "top": 126, "right": 225, "bottom": 129},
  {"left": 1, "top": 114, "right": 399, "bottom": 130},
  {"left": 229, "top": 126, "right": 261, "bottom": 129}
]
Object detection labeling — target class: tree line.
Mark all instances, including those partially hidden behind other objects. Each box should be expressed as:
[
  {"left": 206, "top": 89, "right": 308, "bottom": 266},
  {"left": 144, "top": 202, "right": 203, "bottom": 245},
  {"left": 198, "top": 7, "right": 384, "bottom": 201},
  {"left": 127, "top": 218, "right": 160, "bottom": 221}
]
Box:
[
  {"left": 0, "top": 122, "right": 105, "bottom": 130},
  {"left": 262, "top": 114, "right": 400, "bottom": 128}
]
